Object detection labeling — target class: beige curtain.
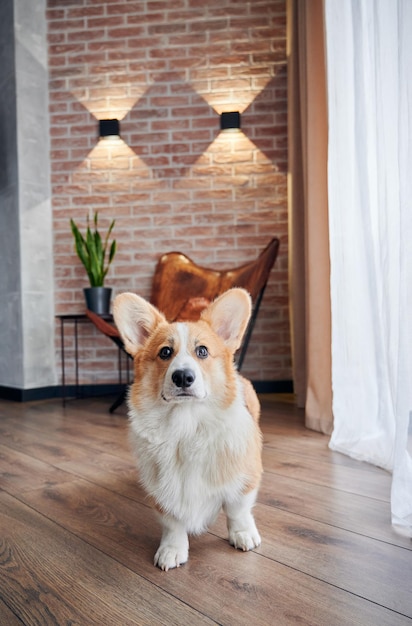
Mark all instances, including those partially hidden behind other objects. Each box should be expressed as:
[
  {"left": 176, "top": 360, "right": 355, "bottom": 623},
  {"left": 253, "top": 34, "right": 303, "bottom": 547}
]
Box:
[{"left": 287, "top": 0, "right": 333, "bottom": 434}]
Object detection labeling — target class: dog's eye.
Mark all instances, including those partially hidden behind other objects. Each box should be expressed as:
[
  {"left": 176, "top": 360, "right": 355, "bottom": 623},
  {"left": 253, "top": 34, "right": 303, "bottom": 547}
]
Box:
[
  {"left": 158, "top": 346, "right": 173, "bottom": 360},
  {"left": 195, "top": 345, "right": 208, "bottom": 359}
]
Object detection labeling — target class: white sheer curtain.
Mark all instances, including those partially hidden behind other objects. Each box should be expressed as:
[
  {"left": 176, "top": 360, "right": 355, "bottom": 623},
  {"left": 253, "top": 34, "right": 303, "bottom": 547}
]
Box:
[{"left": 324, "top": 0, "right": 412, "bottom": 536}]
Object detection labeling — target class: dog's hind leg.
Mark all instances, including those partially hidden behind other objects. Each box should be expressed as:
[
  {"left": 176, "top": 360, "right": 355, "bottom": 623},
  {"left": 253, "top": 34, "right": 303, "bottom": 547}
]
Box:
[
  {"left": 223, "top": 488, "right": 261, "bottom": 552},
  {"left": 154, "top": 514, "right": 189, "bottom": 571}
]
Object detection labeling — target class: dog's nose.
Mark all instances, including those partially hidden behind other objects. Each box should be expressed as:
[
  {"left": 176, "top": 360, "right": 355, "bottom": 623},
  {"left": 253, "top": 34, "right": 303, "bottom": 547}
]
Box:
[{"left": 172, "top": 368, "right": 196, "bottom": 389}]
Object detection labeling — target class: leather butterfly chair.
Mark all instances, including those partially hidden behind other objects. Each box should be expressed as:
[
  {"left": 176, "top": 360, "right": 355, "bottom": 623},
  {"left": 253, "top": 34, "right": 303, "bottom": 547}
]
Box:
[{"left": 86, "top": 237, "right": 280, "bottom": 412}]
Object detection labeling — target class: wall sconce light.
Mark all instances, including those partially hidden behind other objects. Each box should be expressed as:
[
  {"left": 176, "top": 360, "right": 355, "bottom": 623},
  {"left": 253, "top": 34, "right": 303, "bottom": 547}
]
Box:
[
  {"left": 99, "top": 119, "right": 120, "bottom": 139},
  {"left": 220, "top": 111, "right": 241, "bottom": 132}
]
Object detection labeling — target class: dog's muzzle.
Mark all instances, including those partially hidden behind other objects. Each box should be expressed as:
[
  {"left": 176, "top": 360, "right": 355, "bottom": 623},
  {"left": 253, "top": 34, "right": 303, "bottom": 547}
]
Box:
[{"left": 161, "top": 364, "right": 206, "bottom": 402}]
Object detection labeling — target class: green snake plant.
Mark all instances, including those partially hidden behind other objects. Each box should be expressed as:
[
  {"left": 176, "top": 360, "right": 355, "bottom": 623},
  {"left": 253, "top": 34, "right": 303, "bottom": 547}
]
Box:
[{"left": 70, "top": 212, "right": 117, "bottom": 287}]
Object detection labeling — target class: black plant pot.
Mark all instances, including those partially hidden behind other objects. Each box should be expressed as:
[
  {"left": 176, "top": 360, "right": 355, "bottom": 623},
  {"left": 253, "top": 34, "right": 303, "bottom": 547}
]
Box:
[{"left": 84, "top": 287, "right": 112, "bottom": 315}]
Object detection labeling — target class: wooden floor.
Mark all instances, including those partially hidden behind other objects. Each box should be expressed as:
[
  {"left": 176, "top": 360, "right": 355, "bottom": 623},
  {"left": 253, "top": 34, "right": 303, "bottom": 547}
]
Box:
[{"left": 0, "top": 394, "right": 411, "bottom": 626}]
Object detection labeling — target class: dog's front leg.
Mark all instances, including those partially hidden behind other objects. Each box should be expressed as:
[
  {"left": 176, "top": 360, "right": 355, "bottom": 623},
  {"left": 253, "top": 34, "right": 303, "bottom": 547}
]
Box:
[
  {"left": 224, "top": 488, "right": 261, "bottom": 552},
  {"left": 154, "top": 514, "right": 189, "bottom": 571}
]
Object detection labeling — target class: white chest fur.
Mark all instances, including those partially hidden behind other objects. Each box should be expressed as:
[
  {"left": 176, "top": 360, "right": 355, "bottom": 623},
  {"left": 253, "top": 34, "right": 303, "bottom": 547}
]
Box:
[{"left": 129, "top": 394, "right": 254, "bottom": 534}]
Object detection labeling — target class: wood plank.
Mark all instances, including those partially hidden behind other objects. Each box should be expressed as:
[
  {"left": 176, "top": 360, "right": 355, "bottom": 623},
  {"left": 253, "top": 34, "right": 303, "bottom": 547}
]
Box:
[
  {"left": 260, "top": 410, "right": 391, "bottom": 468},
  {"left": 262, "top": 446, "right": 392, "bottom": 500},
  {"left": 0, "top": 407, "right": 128, "bottom": 459},
  {"left": 0, "top": 418, "right": 126, "bottom": 464},
  {"left": 258, "top": 471, "right": 411, "bottom": 548},
  {"left": 18, "top": 479, "right": 412, "bottom": 625},
  {"left": 0, "top": 492, "right": 214, "bottom": 626},
  {"left": 0, "top": 444, "right": 72, "bottom": 495},
  {"left": 0, "top": 599, "right": 21, "bottom": 626},
  {"left": 0, "top": 422, "right": 146, "bottom": 502},
  {"left": 54, "top": 453, "right": 147, "bottom": 501},
  {"left": 210, "top": 504, "right": 412, "bottom": 618}
]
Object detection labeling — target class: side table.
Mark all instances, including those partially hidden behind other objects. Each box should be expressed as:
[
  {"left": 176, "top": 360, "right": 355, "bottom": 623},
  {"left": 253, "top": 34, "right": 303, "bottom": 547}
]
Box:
[{"left": 56, "top": 313, "right": 130, "bottom": 406}]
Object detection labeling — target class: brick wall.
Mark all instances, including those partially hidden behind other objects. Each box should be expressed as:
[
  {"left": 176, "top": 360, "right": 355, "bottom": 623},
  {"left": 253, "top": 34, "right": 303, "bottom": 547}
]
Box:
[{"left": 48, "top": 0, "right": 290, "bottom": 387}]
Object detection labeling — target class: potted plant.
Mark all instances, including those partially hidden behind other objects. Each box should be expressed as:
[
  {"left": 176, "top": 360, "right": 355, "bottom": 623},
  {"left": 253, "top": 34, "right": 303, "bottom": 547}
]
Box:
[{"left": 70, "top": 211, "right": 117, "bottom": 315}]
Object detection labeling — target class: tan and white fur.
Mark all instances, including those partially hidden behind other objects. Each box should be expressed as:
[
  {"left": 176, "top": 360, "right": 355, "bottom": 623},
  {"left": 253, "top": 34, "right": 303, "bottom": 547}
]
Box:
[{"left": 113, "top": 288, "right": 262, "bottom": 571}]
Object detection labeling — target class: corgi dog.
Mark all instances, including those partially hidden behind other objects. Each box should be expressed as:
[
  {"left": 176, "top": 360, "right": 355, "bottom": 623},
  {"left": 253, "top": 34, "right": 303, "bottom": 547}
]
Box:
[{"left": 113, "top": 288, "right": 262, "bottom": 571}]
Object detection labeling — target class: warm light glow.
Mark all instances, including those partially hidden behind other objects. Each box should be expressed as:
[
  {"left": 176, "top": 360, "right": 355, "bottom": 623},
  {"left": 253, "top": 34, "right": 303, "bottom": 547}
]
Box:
[
  {"left": 73, "top": 137, "right": 152, "bottom": 175},
  {"left": 201, "top": 74, "right": 277, "bottom": 115},
  {"left": 207, "top": 130, "right": 269, "bottom": 157},
  {"left": 69, "top": 85, "right": 152, "bottom": 122},
  {"left": 98, "top": 135, "right": 122, "bottom": 143},
  {"left": 175, "top": 130, "right": 275, "bottom": 187}
]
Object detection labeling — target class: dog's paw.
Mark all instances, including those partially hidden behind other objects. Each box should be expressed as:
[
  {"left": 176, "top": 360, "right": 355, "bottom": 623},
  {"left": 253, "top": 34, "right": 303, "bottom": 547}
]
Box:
[
  {"left": 154, "top": 545, "right": 188, "bottom": 571},
  {"left": 229, "top": 528, "right": 261, "bottom": 552}
]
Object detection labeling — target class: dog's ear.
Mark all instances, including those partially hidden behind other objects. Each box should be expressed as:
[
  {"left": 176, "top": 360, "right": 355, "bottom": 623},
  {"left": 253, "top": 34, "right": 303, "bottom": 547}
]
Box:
[
  {"left": 201, "top": 288, "right": 252, "bottom": 352},
  {"left": 113, "top": 293, "right": 165, "bottom": 356}
]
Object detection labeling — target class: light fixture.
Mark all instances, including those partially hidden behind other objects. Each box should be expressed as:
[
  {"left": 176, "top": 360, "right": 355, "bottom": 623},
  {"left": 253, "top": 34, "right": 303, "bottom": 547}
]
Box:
[
  {"left": 99, "top": 119, "right": 120, "bottom": 138},
  {"left": 220, "top": 111, "right": 241, "bottom": 132}
]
